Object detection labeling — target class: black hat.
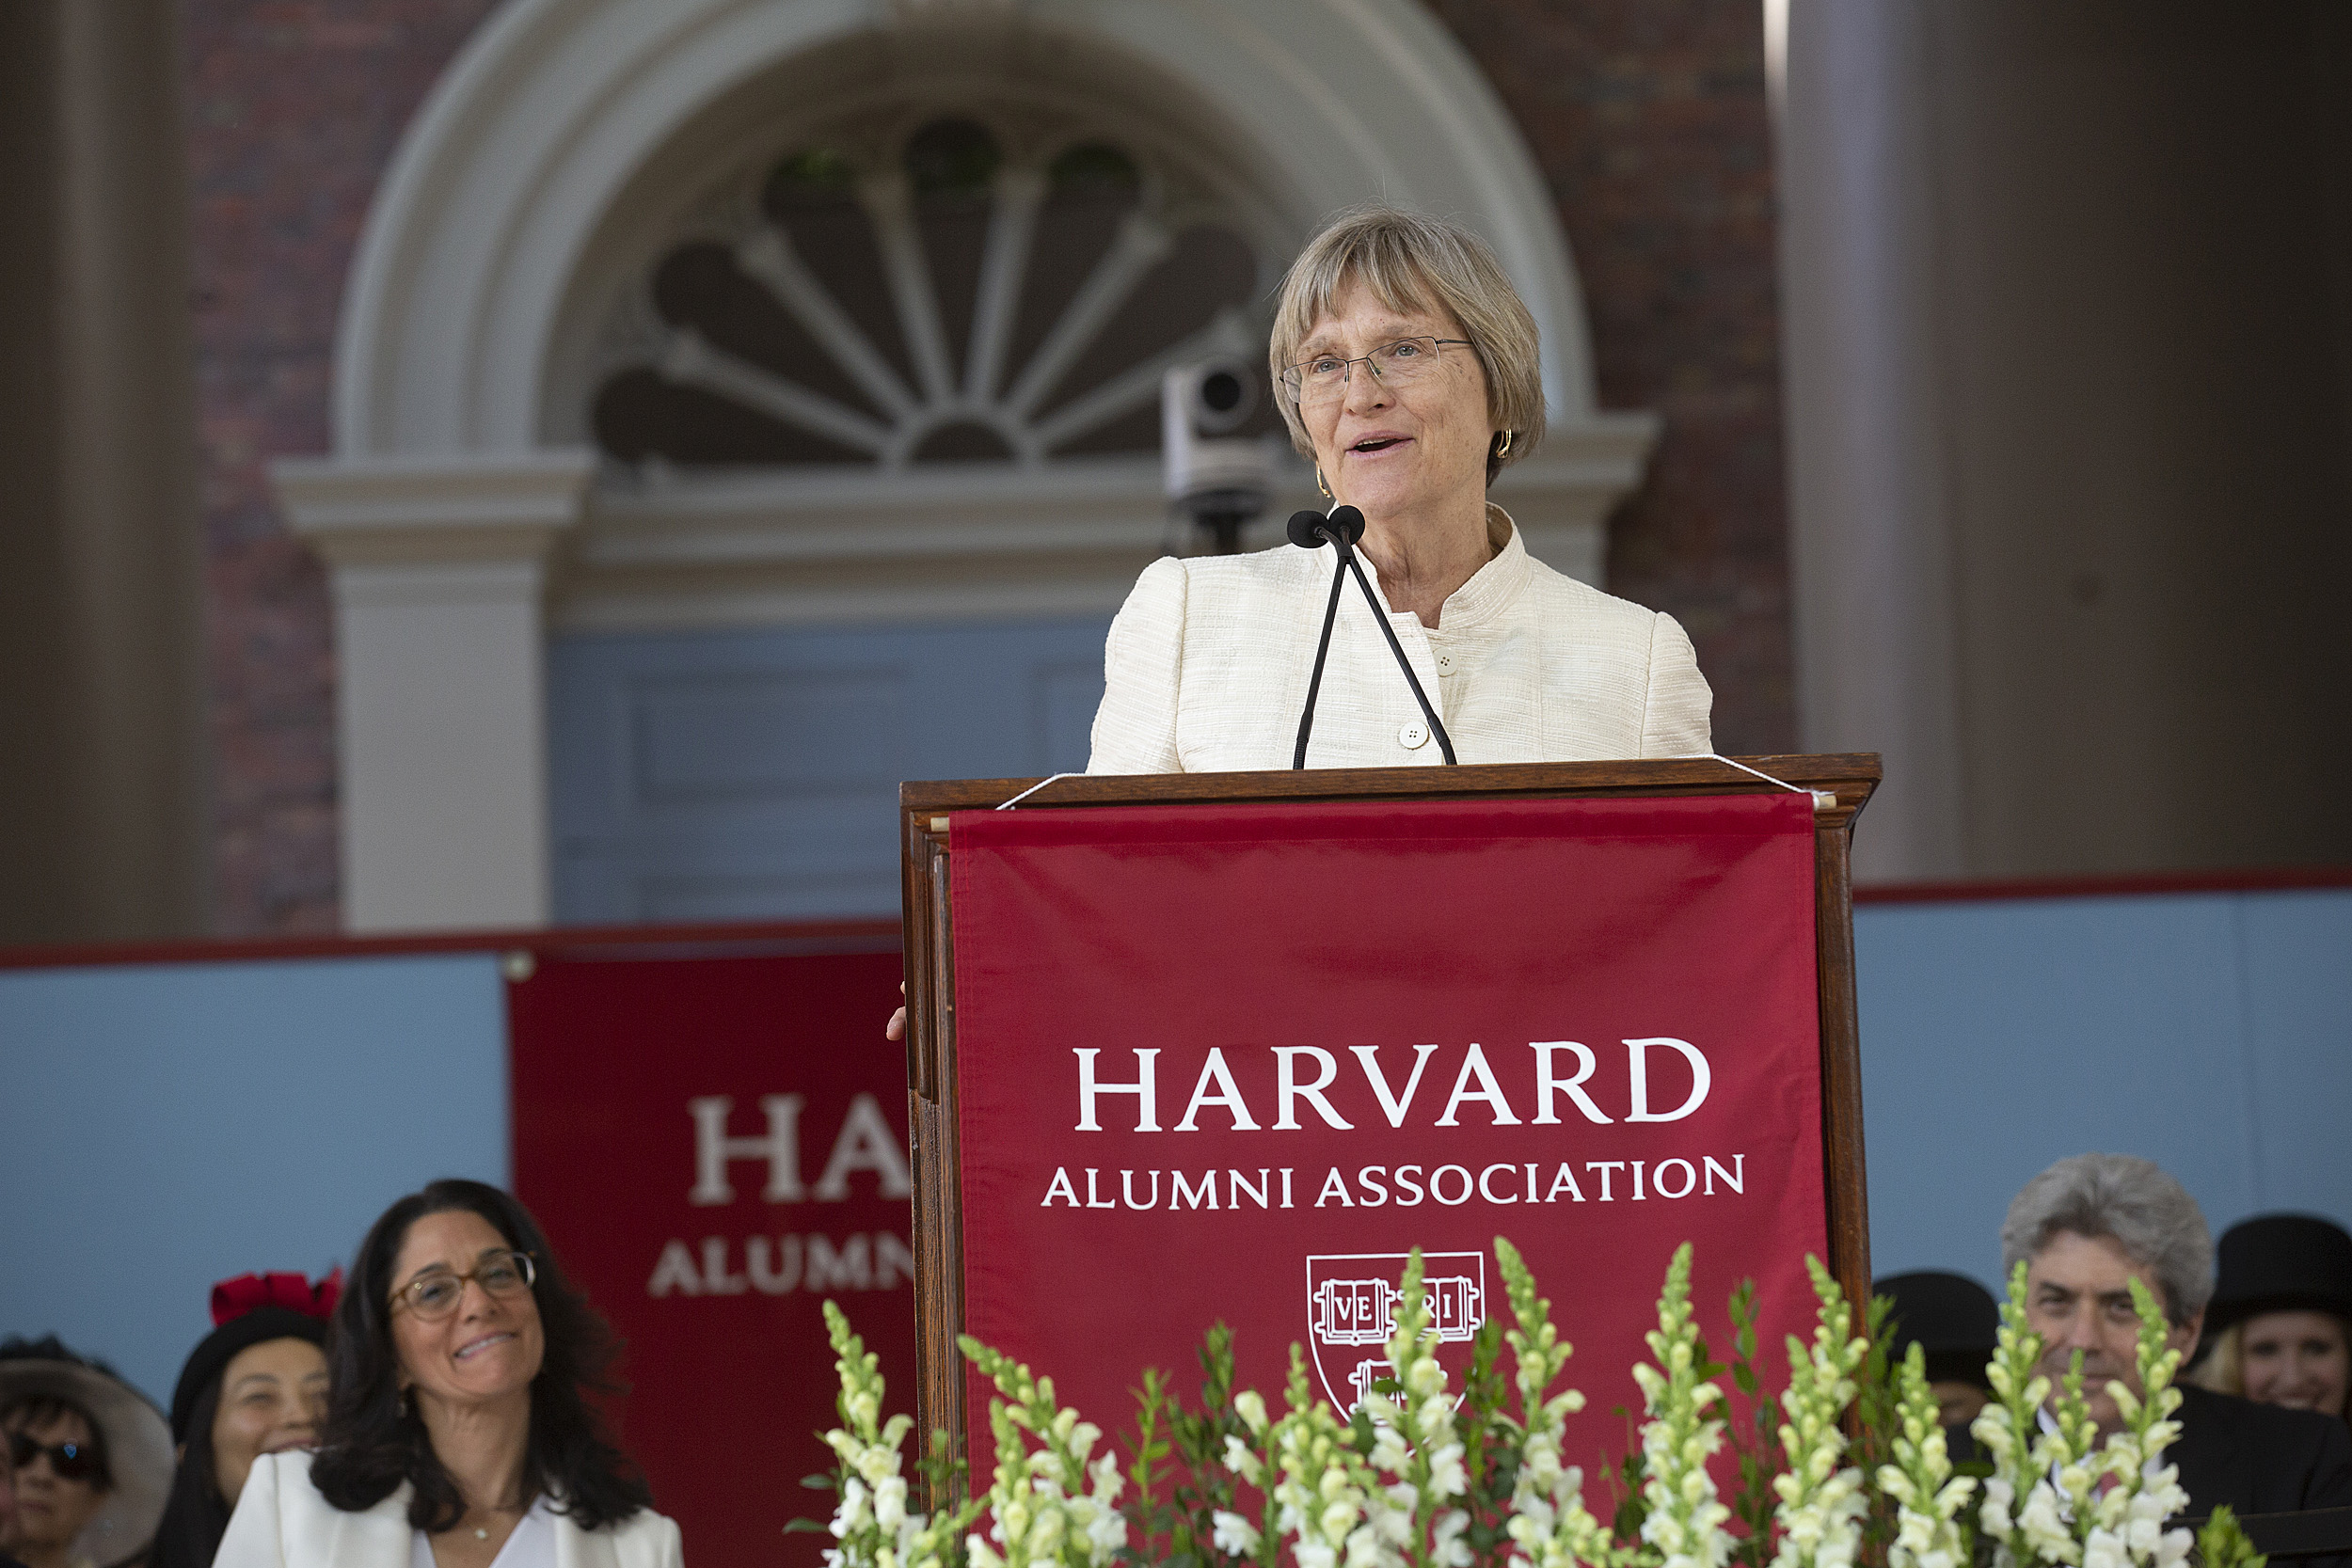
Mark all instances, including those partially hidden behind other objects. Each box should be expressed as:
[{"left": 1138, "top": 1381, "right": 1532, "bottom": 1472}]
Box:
[
  {"left": 1877, "top": 1270, "right": 2001, "bottom": 1391},
  {"left": 167, "top": 1272, "right": 339, "bottom": 1443},
  {"left": 0, "top": 1336, "right": 175, "bottom": 1568},
  {"left": 2206, "top": 1213, "right": 2352, "bottom": 1335}
]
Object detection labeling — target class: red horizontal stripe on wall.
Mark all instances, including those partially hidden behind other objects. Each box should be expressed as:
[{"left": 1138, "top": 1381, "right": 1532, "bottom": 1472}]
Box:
[{"left": 0, "top": 918, "right": 903, "bottom": 972}]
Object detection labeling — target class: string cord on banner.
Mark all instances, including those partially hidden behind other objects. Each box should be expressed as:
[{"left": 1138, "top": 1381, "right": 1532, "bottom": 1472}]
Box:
[
  {"left": 995, "top": 772, "right": 1082, "bottom": 810},
  {"left": 1677, "top": 752, "right": 1837, "bottom": 811},
  {"left": 994, "top": 759, "right": 1828, "bottom": 813}
]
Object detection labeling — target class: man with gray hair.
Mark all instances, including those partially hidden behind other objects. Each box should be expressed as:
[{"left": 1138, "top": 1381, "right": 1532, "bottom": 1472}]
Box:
[{"left": 2004, "top": 1153, "right": 2352, "bottom": 1518}]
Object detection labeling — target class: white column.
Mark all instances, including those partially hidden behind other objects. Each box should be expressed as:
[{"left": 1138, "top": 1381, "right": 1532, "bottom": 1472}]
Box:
[
  {"left": 1490, "top": 417, "right": 1661, "bottom": 589},
  {"left": 1775, "top": 0, "right": 1967, "bottom": 881},
  {"left": 272, "top": 451, "right": 593, "bottom": 932}
]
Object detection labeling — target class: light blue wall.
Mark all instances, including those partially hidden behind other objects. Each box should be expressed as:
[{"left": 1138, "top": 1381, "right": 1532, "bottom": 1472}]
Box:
[
  {"left": 548, "top": 618, "right": 1111, "bottom": 923},
  {"left": 0, "top": 955, "right": 510, "bottom": 1407},
  {"left": 1854, "top": 888, "right": 2352, "bottom": 1295},
  {"left": 2, "top": 889, "right": 2343, "bottom": 1406}
]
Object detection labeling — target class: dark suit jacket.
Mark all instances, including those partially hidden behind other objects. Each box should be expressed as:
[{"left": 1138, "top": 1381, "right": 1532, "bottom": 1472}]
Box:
[
  {"left": 2171, "top": 1385, "right": 2352, "bottom": 1515},
  {"left": 1945, "top": 1386, "right": 2352, "bottom": 1521}
]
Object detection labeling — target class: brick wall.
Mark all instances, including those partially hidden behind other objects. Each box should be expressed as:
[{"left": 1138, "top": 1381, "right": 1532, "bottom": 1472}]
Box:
[
  {"left": 1424, "top": 0, "right": 1793, "bottom": 755},
  {"left": 181, "top": 0, "right": 1789, "bottom": 931},
  {"left": 183, "top": 0, "right": 501, "bottom": 933}
]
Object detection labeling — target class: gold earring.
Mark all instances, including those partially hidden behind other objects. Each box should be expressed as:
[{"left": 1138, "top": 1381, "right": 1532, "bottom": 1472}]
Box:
[
  {"left": 1316, "top": 467, "right": 1331, "bottom": 499},
  {"left": 1496, "top": 431, "right": 1513, "bottom": 459}
]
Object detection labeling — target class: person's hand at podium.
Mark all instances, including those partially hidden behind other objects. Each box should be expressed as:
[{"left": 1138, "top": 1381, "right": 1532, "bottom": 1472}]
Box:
[{"left": 886, "top": 982, "right": 905, "bottom": 1043}]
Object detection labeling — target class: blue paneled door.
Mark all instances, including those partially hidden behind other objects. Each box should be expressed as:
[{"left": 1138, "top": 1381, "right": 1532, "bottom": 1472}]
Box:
[{"left": 548, "top": 617, "right": 1111, "bottom": 923}]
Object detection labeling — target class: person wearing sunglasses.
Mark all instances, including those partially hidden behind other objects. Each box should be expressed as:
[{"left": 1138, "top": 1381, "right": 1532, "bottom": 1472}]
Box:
[
  {"left": 149, "top": 1270, "right": 338, "bottom": 1568},
  {"left": 216, "top": 1179, "right": 680, "bottom": 1568},
  {"left": 0, "top": 1337, "right": 173, "bottom": 1568},
  {"left": 2, "top": 1418, "right": 19, "bottom": 1566},
  {"left": 1086, "top": 203, "right": 1711, "bottom": 776},
  {"left": 1, "top": 1419, "right": 25, "bottom": 1568}
]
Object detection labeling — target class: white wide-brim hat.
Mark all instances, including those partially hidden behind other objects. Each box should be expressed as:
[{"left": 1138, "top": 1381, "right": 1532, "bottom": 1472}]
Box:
[{"left": 0, "top": 1347, "right": 174, "bottom": 1568}]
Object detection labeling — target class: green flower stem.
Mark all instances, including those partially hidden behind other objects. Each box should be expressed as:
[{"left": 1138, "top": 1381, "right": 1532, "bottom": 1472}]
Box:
[
  {"left": 1877, "top": 1344, "right": 1976, "bottom": 1568},
  {"left": 1766, "top": 1258, "right": 1868, "bottom": 1568},
  {"left": 1629, "top": 1243, "right": 1733, "bottom": 1568}
]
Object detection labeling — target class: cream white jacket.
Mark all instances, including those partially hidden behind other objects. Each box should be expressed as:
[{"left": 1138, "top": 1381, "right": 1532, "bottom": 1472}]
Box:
[
  {"left": 215, "top": 1451, "right": 684, "bottom": 1568},
  {"left": 1087, "top": 507, "right": 1712, "bottom": 773}
]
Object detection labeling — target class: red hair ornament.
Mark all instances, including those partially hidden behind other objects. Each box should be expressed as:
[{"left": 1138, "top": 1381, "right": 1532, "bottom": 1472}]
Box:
[{"left": 208, "top": 1268, "right": 341, "bottom": 1327}]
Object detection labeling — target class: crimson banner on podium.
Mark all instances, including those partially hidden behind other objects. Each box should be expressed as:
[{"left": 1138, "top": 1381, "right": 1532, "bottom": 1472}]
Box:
[{"left": 946, "top": 790, "right": 1825, "bottom": 1473}]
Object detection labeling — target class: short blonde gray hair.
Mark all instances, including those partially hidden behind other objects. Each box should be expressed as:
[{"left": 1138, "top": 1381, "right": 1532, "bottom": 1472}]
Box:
[
  {"left": 1268, "top": 205, "right": 1543, "bottom": 484},
  {"left": 2000, "top": 1153, "right": 2215, "bottom": 1327}
]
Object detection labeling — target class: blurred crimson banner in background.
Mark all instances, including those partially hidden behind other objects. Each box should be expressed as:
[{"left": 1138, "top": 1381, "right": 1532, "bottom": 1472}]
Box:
[
  {"left": 949, "top": 792, "right": 1826, "bottom": 1477},
  {"left": 509, "top": 942, "right": 913, "bottom": 1565}
]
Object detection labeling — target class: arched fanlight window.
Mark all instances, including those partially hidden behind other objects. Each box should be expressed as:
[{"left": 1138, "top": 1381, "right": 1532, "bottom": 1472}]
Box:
[{"left": 592, "top": 112, "right": 1274, "bottom": 471}]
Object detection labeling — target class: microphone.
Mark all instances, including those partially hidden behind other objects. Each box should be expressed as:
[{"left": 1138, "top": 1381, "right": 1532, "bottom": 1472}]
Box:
[
  {"left": 1287, "top": 506, "right": 1456, "bottom": 768},
  {"left": 1289, "top": 510, "right": 1352, "bottom": 767},
  {"left": 1286, "top": 506, "right": 1363, "bottom": 549}
]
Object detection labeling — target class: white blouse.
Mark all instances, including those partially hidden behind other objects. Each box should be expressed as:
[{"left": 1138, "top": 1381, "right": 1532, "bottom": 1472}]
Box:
[
  {"left": 217, "top": 1451, "right": 683, "bottom": 1568},
  {"left": 411, "top": 1497, "right": 556, "bottom": 1568},
  {"left": 1087, "top": 506, "right": 1712, "bottom": 773}
]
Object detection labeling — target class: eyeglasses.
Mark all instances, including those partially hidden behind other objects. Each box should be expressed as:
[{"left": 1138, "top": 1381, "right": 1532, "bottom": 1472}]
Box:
[
  {"left": 8, "top": 1433, "right": 99, "bottom": 1482},
  {"left": 389, "top": 1250, "right": 537, "bottom": 1321},
  {"left": 1280, "top": 336, "right": 1474, "bottom": 407}
]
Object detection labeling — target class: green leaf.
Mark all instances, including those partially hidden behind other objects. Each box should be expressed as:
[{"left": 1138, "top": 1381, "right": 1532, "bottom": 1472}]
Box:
[{"left": 2198, "top": 1506, "right": 2268, "bottom": 1568}]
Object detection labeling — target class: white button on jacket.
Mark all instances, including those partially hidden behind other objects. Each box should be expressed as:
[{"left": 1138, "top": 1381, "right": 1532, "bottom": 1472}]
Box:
[{"left": 1087, "top": 506, "right": 1713, "bottom": 773}]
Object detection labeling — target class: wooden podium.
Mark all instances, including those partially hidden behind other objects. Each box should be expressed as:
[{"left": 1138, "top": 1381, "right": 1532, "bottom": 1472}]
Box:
[{"left": 898, "top": 753, "right": 1879, "bottom": 1465}]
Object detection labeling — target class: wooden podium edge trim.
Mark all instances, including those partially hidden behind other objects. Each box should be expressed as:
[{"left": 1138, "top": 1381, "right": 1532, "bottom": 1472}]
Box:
[{"left": 899, "top": 754, "right": 1880, "bottom": 1489}]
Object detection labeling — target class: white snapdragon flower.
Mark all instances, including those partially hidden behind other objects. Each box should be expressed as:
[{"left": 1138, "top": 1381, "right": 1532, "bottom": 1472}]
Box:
[
  {"left": 1880, "top": 1340, "right": 1979, "bottom": 1568},
  {"left": 1426, "top": 1443, "right": 1468, "bottom": 1500},
  {"left": 1770, "top": 1262, "right": 1870, "bottom": 1568},
  {"left": 1213, "top": 1511, "right": 1263, "bottom": 1557},
  {"left": 1343, "top": 1522, "right": 1395, "bottom": 1568},
  {"left": 1629, "top": 1248, "right": 1735, "bottom": 1568},
  {"left": 1980, "top": 1476, "right": 2018, "bottom": 1543},
  {"left": 834, "top": 1477, "right": 871, "bottom": 1539},
  {"left": 2019, "top": 1481, "right": 2080, "bottom": 1564},
  {"left": 873, "top": 1475, "right": 908, "bottom": 1535},
  {"left": 2085, "top": 1528, "right": 2128, "bottom": 1568},
  {"left": 1431, "top": 1509, "right": 1472, "bottom": 1568}
]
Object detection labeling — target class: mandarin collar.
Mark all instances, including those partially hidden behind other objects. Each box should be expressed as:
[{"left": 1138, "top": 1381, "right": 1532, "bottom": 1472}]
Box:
[
  {"left": 1357, "top": 503, "right": 1533, "bottom": 629},
  {"left": 1429, "top": 504, "right": 1533, "bottom": 631}
]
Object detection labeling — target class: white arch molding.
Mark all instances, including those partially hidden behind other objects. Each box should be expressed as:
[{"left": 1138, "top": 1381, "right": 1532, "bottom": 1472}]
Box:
[{"left": 271, "top": 0, "right": 1660, "bottom": 931}]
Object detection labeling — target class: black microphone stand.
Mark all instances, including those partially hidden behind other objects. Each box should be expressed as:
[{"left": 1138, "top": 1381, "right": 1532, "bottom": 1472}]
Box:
[{"left": 1287, "top": 507, "right": 1457, "bottom": 768}]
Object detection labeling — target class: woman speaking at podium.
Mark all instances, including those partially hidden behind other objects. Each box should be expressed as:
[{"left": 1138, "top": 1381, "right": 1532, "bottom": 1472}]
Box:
[
  {"left": 1087, "top": 205, "right": 1712, "bottom": 773},
  {"left": 882, "top": 209, "right": 1713, "bottom": 1045}
]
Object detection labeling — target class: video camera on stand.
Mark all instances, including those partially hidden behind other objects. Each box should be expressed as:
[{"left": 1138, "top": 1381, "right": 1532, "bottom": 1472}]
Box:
[{"left": 1161, "top": 359, "right": 1274, "bottom": 555}]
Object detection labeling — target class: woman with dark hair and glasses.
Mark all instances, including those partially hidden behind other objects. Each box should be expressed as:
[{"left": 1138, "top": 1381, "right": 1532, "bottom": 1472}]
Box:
[{"left": 216, "top": 1180, "right": 680, "bottom": 1568}]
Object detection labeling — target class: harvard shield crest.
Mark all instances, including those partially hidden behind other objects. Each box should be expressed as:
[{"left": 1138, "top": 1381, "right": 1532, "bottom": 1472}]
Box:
[{"left": 1304, "top": 1250, "right": 1486, "bottom": 1416}]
